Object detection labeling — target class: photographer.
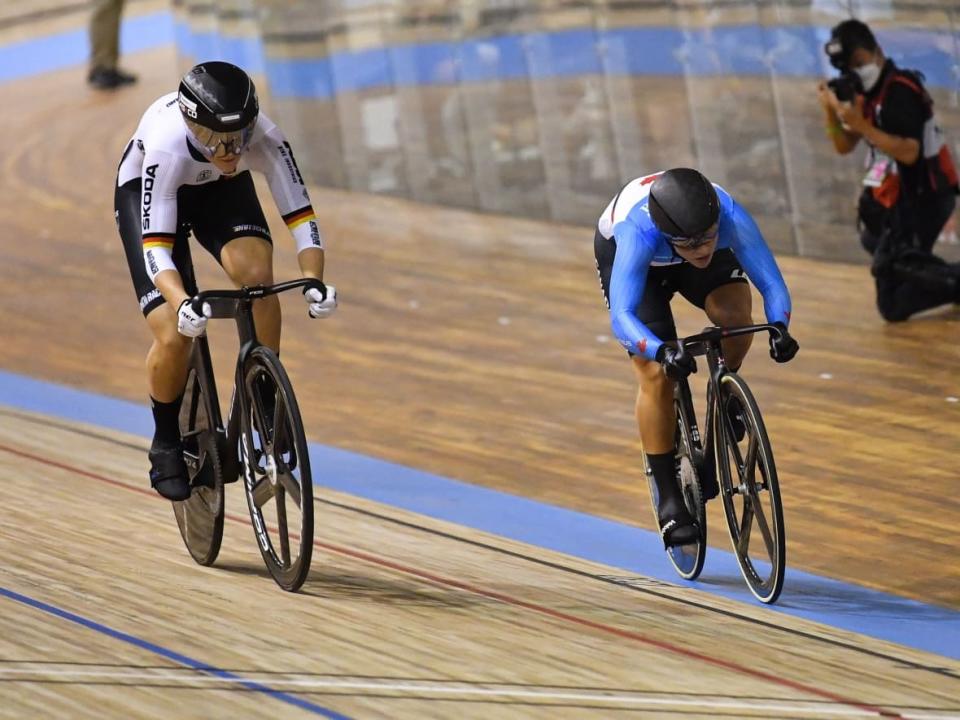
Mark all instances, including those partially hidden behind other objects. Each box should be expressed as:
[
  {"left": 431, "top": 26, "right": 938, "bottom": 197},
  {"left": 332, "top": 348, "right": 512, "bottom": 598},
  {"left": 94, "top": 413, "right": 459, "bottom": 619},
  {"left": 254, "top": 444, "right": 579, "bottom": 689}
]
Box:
[{"left": 818, "top": 19, "right": 960, "bottom": 321}]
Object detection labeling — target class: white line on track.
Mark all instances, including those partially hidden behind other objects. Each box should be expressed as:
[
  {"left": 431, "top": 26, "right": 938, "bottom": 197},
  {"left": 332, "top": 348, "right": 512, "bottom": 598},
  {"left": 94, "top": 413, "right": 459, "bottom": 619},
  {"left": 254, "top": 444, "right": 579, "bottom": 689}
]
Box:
[{"left": 2, "top": 668, "right": 958, "bottom": 718}]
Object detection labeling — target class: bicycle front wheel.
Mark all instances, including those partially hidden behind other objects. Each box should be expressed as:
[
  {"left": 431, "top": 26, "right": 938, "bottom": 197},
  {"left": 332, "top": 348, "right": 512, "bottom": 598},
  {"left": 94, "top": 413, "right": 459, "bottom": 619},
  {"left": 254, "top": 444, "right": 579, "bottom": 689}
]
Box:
[
  {"left": 174, "top": 348, "right": 225, "bottom": 567},
  {"left": 714, "top": 372, "right": 786, "bottom": 604},
  {"left": 239, "top": 346, "right": 314, "bottom": 592}
]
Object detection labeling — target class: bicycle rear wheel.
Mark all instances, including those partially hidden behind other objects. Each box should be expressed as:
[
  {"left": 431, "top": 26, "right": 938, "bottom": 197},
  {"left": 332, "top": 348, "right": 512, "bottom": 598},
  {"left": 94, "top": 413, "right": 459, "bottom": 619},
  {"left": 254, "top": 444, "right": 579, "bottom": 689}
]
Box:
[
  {"left": 644, "top": 383, "right": 707, "bottom": 581},
  {"left": 173, "top": 350, "right": 225, "bottom": 566},
  {"left": 239, "top": 346, "right": 314, "bottom": 592},
  {"left": 714, "top": 372, "right": 785, "bottom": 604}
]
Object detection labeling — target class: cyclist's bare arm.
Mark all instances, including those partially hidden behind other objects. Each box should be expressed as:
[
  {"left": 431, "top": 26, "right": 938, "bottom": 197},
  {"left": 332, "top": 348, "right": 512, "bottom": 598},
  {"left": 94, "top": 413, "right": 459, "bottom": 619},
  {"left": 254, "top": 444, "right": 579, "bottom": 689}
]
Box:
[
  {"left": 297, "top": 247, "right": 324, "bottom": 282},
  {"left": 153, "top": 269, "right": 190, "bottom": 309}
]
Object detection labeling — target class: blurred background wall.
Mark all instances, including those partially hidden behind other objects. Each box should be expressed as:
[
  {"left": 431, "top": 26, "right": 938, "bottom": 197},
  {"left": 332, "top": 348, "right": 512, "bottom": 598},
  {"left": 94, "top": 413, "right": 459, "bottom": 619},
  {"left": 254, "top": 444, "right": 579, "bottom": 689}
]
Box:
[{"left": 172, "top": 0, "right": 960, "bottom": 262}]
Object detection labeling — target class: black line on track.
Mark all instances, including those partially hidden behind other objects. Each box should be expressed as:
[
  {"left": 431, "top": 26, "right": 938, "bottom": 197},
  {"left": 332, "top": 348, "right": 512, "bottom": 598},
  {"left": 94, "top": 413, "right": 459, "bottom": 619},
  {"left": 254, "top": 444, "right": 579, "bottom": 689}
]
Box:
[
  {"left": 317, "top": 495, "right": 960, "bottom": 682},
  {"left": 0, "top": 681, "right": 813, "bottom": 716},
  {"left": 3, "top": 407, "right": 958, "bottom": 683}
]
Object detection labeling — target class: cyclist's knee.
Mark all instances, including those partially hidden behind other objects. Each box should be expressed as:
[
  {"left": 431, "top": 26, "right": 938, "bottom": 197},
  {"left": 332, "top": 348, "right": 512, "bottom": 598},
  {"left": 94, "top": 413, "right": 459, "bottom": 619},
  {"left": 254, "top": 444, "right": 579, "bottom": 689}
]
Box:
[
  {"left": 633, "top": 355, "right": 670, "bottom": 391},
  {"left": 707, "top": 303, "right": 752, "bottom": 329},
  {"left": 230, "top": 263, "right": 273, "bottom": 288},
  {"left": 222, "top": 236, "right": 273, "bottom": 287},
  {"left": 154, "top": 327, "right": 191, "bottom": 355},
  {"left": 146, "top": 304, "right": 191, "bottom": 350}
]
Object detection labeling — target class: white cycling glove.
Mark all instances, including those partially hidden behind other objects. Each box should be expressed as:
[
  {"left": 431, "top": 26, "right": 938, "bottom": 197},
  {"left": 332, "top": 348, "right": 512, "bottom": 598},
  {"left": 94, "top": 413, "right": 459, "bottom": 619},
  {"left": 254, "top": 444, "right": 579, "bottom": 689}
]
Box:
[
  {"left": 304, "top": 284, "right": 337, "bottom": 319},
  {"left": 177, "top": 298, "right": 210, "bottom": 338}
]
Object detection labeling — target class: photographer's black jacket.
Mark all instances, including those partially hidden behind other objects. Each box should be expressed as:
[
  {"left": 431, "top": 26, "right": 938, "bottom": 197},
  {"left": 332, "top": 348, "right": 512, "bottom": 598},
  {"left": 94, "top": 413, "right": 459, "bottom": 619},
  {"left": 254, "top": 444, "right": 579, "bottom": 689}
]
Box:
[{"left": 863, "top": 59, "right": 958, "bottom": 200}]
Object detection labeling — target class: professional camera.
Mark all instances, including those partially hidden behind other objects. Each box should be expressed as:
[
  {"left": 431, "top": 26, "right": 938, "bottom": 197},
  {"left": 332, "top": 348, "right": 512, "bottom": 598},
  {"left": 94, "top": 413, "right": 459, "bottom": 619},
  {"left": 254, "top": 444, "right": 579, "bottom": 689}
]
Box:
[{"left": 827, "top": 73, "right": 863, "bottom": 102}]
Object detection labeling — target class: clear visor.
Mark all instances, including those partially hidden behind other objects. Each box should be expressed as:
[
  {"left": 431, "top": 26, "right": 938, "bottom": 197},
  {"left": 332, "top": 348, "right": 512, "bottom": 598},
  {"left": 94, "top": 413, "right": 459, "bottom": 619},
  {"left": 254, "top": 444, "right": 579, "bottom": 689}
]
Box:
[
  {"left": 185, "top": 117, "right": 256, "bottom": 159},
  {"left": 664, "top": 223, "right": 719, "bottom": 250}
]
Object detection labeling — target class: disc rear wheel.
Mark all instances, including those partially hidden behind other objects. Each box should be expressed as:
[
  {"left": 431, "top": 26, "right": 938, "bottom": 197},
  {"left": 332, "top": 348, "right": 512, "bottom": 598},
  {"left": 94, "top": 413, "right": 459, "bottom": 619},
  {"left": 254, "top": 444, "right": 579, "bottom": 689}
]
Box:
[{"left": 173, "top": 362, "right": 225, "bottom": 566}]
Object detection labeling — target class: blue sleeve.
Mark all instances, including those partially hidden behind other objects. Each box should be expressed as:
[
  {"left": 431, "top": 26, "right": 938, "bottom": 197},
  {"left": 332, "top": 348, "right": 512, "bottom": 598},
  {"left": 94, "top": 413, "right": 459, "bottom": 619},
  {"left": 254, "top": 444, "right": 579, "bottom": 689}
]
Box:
[
  {"left": 609, "top": 223, "right": 663, "bottom": 360},
  {"left": 727, "top": 201, "right": 792, "bottom": 327}
]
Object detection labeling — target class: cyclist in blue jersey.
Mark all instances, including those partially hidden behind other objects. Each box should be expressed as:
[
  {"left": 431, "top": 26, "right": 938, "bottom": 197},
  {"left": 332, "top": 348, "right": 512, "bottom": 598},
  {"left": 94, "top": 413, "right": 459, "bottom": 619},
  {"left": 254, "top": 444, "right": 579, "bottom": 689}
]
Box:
[{"left": 594, "top": 168, "right": 799, "bottom": 547}]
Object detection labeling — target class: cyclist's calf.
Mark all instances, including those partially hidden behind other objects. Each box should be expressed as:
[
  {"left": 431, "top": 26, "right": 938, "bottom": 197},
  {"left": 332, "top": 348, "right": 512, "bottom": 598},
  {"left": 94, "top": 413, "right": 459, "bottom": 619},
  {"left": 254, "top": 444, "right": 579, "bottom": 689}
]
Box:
[
  {"left": 145, "top": 303, "right": 192, "bottom": 399},
  {"left": 632, "top": 355, "right": 675, "bottom": 454}
]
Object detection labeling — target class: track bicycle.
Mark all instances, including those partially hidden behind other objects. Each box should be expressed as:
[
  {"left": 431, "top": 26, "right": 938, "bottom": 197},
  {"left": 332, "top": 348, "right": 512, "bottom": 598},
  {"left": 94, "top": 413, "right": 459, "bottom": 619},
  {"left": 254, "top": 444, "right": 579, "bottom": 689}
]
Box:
[
  {"left": 645, "top": 323, "right": 787, "bottom": 604},
  {"left": 172, "top": 278, "right": 326, "bottom": 592}
]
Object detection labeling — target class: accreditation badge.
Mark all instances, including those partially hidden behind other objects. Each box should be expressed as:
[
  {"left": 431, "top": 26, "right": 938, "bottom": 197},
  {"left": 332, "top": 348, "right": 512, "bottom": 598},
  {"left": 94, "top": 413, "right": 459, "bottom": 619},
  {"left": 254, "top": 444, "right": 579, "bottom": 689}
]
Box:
[{"left": 863, "top": 151, "right": 893, "bottom": 188}]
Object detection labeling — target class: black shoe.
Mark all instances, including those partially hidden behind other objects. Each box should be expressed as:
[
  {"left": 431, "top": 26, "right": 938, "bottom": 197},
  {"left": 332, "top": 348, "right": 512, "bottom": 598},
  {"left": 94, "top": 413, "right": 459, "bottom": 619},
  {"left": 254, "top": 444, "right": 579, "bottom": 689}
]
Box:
[
  {"left": 698, "top": 454, "right": 719, "bottom": 501},
  {"left": 275, "top": 425, "right": 297, "bottom": 471},
  {"left": 148, "top": 444, "right": 192, "bottom": 501},
  {"left": 113, "top": 67, "right": 137, "bottom": 84},
  {"left": 216, "top": 432, "right": 241, "bottom": 484},
  {"left": 726, "top": 395, "right": 747, "bottom": 443},
  {"left": 256, "top": 382, "right": 297, "bottom": 471},
  {"left": 88, "top": 67, "right": 137, "bottom": 90},
  {"left": 657, "top": 494, "right": 700, "bottom": 548}
]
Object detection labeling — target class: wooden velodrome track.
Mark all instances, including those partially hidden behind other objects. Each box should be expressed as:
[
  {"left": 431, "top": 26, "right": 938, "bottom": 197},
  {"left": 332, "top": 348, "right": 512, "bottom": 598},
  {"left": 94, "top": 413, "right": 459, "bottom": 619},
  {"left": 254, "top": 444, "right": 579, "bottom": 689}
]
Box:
[{"left": 0, "top": 6, "right": 959, "bottom": 719}]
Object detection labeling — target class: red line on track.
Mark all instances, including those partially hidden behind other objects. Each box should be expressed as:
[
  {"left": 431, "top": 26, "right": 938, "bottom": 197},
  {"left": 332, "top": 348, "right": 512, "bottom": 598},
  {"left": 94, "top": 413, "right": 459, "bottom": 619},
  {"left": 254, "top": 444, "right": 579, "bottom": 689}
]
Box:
[{"left": 0, "top": 441, "right": 903, "bottom": 719}]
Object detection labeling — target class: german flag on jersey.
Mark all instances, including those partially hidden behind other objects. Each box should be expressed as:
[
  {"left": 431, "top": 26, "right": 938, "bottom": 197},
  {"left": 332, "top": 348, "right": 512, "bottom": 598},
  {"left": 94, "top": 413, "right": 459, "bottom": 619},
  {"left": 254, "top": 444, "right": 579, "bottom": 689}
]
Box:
[
  {"left": 142, "top": 232, "right": 176, "bottom": 250},
  {"left": 283, "top": 206, "right": 316, "bottom": 230}
]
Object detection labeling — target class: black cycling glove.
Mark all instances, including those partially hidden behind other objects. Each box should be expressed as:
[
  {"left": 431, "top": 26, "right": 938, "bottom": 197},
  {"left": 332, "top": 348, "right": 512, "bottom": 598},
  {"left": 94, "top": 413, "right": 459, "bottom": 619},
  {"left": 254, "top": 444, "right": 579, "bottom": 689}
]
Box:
[
  {"left": 769, "top": 322, "right": 799, "bottom": 363},
  {"left": 656, "top": 344, "right": 697, "bottom": 380}
]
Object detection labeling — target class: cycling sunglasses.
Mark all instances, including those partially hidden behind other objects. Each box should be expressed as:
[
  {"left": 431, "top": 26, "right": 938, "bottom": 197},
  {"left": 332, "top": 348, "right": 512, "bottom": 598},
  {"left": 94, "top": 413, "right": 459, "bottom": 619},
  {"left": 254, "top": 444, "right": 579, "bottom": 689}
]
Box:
[
  {"left": 185, "top": 117, "right": 256, "bottom": 159},
  {"left": 663, "top": 224, "right": 720, "bottom": 250}
]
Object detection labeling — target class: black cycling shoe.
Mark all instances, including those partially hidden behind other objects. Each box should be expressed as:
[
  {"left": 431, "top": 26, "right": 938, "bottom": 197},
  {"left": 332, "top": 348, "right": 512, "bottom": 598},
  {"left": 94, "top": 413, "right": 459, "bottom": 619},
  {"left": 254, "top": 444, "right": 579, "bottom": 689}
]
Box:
[
  {"left": 253, "top": 439, "right": 297, "bottom": 474},
  {"left": 276, "top": 434, "right": 297, "bottom": 471},
  {"left": 726, "top": 395, "right": 747, "bottom": 443},
  {"left": 256, "top": 391, "right": 297, "bottom": 471},
  {"left": 657, "top": 494, "right": 700, "bottom": 548},
  {"left": 215, "top": 432, "right": 241, "bottom": 484},
  {"left": 148, "top": 445, "right": 192, "bottom": 501},
  {"left": 698, "top": 455, "right": 719, "bottom": 501}
]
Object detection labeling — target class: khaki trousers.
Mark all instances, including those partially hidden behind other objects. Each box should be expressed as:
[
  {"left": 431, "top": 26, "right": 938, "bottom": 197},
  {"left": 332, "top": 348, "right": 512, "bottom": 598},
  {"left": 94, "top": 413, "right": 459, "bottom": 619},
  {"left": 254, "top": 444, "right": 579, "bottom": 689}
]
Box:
[{"left": 89, "top": 0, "right": 125, "bottom": 71}]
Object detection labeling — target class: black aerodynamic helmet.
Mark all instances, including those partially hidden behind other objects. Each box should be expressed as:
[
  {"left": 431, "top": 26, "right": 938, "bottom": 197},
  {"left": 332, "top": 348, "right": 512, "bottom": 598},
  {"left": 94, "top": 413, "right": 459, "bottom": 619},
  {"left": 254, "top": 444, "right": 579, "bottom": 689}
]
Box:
[
  {"left": 824, "top": 19, "right": 878, "bottom": 71},
  {"left": 177, "top": 61, "right": 259, "bottom": 158},
  {"left": 648, "top": 168, "right": 720, "bottom": 242}
]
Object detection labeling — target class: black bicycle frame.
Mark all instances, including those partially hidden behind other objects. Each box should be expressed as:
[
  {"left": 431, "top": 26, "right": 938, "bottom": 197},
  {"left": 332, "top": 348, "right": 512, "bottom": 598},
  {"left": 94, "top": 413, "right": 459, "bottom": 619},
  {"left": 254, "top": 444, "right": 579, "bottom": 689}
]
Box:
[
  {"left": 674, "top": 323, "right": 782, "bottom": 462},
  {"left": 189, "top": 278, "right": 328, "bottom": 474}
]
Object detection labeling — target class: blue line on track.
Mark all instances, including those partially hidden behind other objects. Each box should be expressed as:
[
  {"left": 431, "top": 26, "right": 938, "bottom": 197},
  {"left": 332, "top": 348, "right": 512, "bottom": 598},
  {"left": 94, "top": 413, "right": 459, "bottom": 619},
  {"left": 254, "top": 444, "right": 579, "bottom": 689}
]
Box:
[
  {"left": 1, "top": 369, "right": 958, "bottom": 660},
  {"left": 0, "top": 586, "right": 351, "bottom": 719}
]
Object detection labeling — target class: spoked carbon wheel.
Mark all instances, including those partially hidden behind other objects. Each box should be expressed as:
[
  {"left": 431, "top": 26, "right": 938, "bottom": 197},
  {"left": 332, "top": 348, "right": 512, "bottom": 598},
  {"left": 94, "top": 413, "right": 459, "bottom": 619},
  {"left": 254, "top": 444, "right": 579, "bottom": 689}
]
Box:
[
  {"left": 714, "top": 373, "right": 785, "bottom": 604},
  {"left": 239, "top": 346, "right": 313, "bottom": 592},
  {"left": 173, "top": 363, "right": 225, "bottom": 566},
  {"left": 645, "top": 397, "right": 706, "bottom": 581}
]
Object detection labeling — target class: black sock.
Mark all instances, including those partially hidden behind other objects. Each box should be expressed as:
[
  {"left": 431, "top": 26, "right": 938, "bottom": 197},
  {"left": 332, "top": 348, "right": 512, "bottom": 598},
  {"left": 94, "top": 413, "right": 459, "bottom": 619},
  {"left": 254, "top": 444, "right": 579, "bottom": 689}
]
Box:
[
  {"left": 151, "top": 394, "right": 183, "bottom": 447},
  {"left": 647, "top": 451, "right": 680, "bottom": 506},
  {"left": 255, "top": 373, "right": 277, "bottom": 424}
]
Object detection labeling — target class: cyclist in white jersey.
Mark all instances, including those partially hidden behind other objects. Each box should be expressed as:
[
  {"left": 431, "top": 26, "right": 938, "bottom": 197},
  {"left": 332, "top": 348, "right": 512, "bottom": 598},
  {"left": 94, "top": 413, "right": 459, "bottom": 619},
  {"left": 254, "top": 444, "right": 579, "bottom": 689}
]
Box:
[{"left": 116, "top": 61, "right": 337, "bottom": 501}]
